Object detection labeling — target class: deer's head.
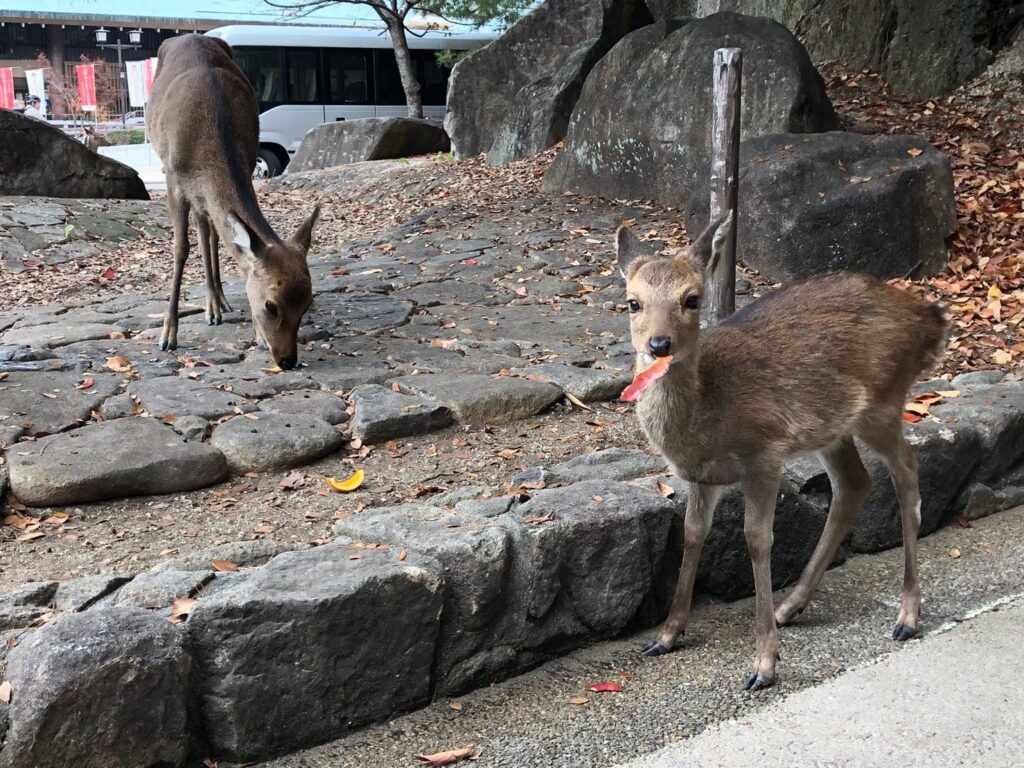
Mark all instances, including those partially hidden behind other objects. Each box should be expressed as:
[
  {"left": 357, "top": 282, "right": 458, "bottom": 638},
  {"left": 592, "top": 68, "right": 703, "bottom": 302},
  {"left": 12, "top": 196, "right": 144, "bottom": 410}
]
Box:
[
  {"left": 616, "top": 214, "right": 730, "bottom": 367},
  {"left": 229, "top": 207, "right": 319, "bottom": 370}
]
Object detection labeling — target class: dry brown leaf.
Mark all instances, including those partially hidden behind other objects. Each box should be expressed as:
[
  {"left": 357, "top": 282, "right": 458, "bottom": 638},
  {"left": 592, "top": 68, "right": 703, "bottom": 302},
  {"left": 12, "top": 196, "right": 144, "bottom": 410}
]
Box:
[
  {"left": 168, "top": 597, "right": 196, "bottom": 623},
  {"left": 415, "top": 746, "right": 478, "bottom": 766},
  {"left": 948, "top": 547, "right": 962, "bottom": 559},
  {"left": 211, "top": 559, "right": 238, "bottom": 572},
  {"left": 448, "top": 700, "right": 463, "bottom": 711},
  {"left": 565, "top": 392, "right": 592, "bottom": 411},
  {"left": 399, "top": 548, "right": 408, "bottom": 561},
  {"left": 104, "top": 355, "right": 132, "bottom": 373},
  {"left": 656, "top": 481, "right": 676, "bottom": 498},
  {"left": 0, "top": 680, "right": 11, "bottom": 704},
  {"left": 569, "top": 696, "right": 589, "bottom": 705}
]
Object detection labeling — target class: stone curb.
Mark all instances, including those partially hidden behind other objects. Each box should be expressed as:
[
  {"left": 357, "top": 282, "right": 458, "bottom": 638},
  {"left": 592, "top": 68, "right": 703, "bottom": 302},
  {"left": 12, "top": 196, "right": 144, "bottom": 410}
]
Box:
[{"left": 0, "top": 375, "right": 1021, "bottom": 766}]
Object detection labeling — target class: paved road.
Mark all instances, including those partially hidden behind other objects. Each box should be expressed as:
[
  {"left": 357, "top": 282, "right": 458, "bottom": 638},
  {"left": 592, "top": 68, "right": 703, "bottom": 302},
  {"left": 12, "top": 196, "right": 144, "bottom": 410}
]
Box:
[
  {"left": 622, "top": 598, "right": 1024, "bottom": 768},
  {"left": 262, "top": 506, "right": 1024, "bottom": 768}
]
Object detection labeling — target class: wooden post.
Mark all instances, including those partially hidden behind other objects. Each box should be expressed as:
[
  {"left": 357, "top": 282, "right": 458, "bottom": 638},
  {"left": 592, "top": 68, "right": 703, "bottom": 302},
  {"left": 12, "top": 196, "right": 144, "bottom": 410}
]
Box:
[{"left": 706, "top": 47, "right": 742, "bottom": 325}]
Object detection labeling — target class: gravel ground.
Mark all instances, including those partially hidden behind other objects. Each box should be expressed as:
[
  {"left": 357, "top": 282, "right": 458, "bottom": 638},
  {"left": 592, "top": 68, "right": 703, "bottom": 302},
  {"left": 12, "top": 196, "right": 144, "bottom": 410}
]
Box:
[
  {"left": 254, "top": 506, "right": 1024, "bottom": 768},
  {"left": 0, "top": 403, "right": 643, "bottom": 585}
]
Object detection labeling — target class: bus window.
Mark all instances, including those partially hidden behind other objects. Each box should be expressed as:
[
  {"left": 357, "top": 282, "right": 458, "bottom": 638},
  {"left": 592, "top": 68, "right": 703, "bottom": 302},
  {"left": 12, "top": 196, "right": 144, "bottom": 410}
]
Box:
[
  {"left": 373, "top": 49, "right": 405, "bottom": 106},
  {"left": 234, "top": 47, "right": 285, "bottom": 106},
  {"left": 416, "top": 50, "right": 448, "bottom": 106},
  {"left": 287, "top": 49, "right": 322, "bottom": 104},
  {"left": 325, "top": 49, "right": 371, "bottom": 104}
]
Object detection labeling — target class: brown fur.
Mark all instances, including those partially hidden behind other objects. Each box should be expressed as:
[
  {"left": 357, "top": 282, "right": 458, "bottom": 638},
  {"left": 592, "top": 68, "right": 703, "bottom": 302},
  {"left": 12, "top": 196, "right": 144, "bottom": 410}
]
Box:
[
  {"left": 148, "top": 34, "right": 318, "bottom": 368},
  {"left": 618, "top": 220, "right": 947, "bottom": 689}
]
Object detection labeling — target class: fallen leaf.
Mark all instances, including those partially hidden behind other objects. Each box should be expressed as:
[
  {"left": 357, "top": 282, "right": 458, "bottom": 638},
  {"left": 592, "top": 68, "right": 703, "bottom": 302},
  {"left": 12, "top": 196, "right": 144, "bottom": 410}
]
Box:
[
  {"left": 522, "top": 512, "right": 555, "bottom": 525},
  {"left": 279, "top": 470, "right": 306, "bottom": 491},
  {"left": 948, "top": 547, "right": 962, "bottom": 559},
  {"left": 399, "top": 548, "right": 408, "bottom": 561},
  {"left": 104, "top": 355, "right": 132, "bottom": 373},
  {"left": 448, "top": 701, "right": 463, "bottom": 711},
  {"left": 656, "top": 481, "right": 676, "bottom": 498},
  {"left": 907, "top": 147, "right": 924, "bottom": 157},
  {"left": 514, "top": 286, "right": 528, "bottom": 297},
  {"left": 327, "top": 469, "right": 365, "bottom": 493},
  {"left": 956, "top": 514, "right": 973, "bottom": 528},
  {"left": 588, "top": 681, "right": 624, "bottom": 693},
  {"left": 100, "top": 266, "right": 116, "bottom": 280},
  {"left": 569, "top": 696, "right": 590, "bottom": 705},
  {"left": 75, "top": 378, "right": 95, "bottom": 390},
  {"left": 255, "top": 523, "right": 275, "bottom": 535},
  {"left": 168, "top": 597, "right": 196, "bottom": 623},
  {"left": 0, "top": 680, "right": 11, "bottom": 704},
  {"left": 415, "top": 746, "right": 478, "bottom": 766},
  {"left": 109, "top": 331, "right": 126, "bottom": 340},
  {"left": 565, "top": 392, "right": 592, "bottom": 411},
  {"left": 592, "top": 495, "right": 604, "bottom": 503},
  {"left": 261, "top": 366, "right": 283, "bottom": 374},
  {"left": 15, "top": 531, "right": 45, "bottom": 543},
  {"left": 0, "top": 372, "right": 8, "bottom": 381},
  {"left": 211, "top": 559, "right": 238, "bottom": 572}
]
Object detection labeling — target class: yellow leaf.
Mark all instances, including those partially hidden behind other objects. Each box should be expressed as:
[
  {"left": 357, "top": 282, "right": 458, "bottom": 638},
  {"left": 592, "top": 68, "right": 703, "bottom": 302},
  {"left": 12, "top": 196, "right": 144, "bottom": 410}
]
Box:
[
  {"left": 987, "top": 285, "right": 1003, "bottom": 299},
  {"left": 327, "top": 469, "right": 365, "bottom": 493}
]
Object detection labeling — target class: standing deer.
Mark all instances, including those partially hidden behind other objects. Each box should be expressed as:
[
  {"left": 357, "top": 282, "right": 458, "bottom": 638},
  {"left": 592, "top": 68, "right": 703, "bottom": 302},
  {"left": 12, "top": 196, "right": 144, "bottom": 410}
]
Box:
[
  {"left": 148, "top": 34, "right": 319, "bottom": 369},
  {"left": 617, "top": 215, "right": 947, "bottom": 690}
]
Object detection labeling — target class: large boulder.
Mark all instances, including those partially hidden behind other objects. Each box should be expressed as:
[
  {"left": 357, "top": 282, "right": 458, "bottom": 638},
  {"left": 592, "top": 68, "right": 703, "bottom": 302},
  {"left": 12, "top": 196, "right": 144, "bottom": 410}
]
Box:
[
  {"left": 445, "top": 0, "right": 653, "bottom": 164},
  {"left": 669, "top": 0, "right": 1022, "bottom": 98},
  {"left": 0, "top": 111, "right": 148, "bottom": 199},
  {"left": 687, "top": 132, "right": 956, "bottom": 281},
  {"left": 543, "top": 13, "right": 837, "bottom": 205},
  {"left": 287, "top": 117, "right": 450, "bottom": 173},
  {"left": 2, "top": 608, "right": 189, "bottom": 768}
]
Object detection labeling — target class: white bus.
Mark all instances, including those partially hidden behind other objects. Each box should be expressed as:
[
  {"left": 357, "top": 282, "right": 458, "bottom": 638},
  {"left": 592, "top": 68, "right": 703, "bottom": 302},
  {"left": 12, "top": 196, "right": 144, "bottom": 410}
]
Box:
[{"left": 205, "top": 24, "right": 495, "bottom": 176}]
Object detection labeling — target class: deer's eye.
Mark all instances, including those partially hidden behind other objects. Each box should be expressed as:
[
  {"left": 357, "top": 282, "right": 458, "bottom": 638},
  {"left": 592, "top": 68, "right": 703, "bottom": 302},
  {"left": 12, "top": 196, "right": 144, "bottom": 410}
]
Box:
[
  {"left": 627, "top": 299, "right": 641, "bottom": 313},
  {"left": 683, "top": 294, "right": 700, "bottom": 310},
  {"left": 265, "top": 300, "right": 279, "bottom": 318}
]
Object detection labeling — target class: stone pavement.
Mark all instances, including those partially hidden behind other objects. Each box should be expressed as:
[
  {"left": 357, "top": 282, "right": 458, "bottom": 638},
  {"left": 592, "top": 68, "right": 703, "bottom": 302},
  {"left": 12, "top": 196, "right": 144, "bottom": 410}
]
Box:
[
  {"left": 622, "top": 597, "right": 1024, "bottom": 768},
  {"left": 1, "top": 178, "right": 684, "bottom": 508}
]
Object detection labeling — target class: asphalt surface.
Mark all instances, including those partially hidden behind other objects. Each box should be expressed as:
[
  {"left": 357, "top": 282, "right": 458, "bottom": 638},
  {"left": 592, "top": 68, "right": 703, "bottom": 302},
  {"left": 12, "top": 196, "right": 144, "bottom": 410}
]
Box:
[
  {"left": 255, "top": 505, "right": 1024, "bottom": 768},
  {"left": 624, "top": 598, "right": 1024, "bottom": 768}
]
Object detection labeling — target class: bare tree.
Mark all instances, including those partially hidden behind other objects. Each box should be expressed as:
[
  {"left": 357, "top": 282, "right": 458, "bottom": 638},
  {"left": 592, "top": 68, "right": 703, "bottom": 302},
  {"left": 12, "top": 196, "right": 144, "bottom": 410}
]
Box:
[{"left": 266, "top": 0, "right": 527, "bottom": 118}]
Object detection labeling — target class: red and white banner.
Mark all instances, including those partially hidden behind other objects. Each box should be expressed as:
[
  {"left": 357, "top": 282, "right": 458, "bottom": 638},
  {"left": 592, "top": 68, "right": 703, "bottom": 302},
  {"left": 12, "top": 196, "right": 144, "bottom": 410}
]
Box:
[
  {"left": 144, "top": 57, "right": 158, "bottom": 96},
  {"left": 0, "top": 67, "right": 14, "bottom": 110},
  {"left": 125, "top": 60, "right": 147, "bottom": 107},
  {"left": 24, "top": 68, "right": 46, "bottom": 101},
  {"left": 76, "top": 63, "right": 96, "bottom": 112}
]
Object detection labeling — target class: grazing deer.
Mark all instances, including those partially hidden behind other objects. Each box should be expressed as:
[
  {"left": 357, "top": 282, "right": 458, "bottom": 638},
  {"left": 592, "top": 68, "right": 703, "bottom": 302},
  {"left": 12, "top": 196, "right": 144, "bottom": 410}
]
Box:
[
  {"left": 148, "top": 34, "right": 319, "bottom": 369},
  {"left": 616, "top": 215, "right": 947, "bottom": 690}
]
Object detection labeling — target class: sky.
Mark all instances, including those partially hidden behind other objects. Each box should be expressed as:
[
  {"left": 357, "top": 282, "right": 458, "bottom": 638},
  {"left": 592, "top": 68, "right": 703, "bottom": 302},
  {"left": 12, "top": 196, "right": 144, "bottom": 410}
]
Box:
[{"left": 2, "top": 0, "right": 402, "bottom": 28}]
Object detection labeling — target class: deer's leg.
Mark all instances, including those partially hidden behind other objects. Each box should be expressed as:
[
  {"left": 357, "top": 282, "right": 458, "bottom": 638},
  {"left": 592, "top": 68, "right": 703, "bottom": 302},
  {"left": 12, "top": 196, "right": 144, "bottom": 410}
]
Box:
[
  {"left": 198, "top": 215, "right": 222, "bottom": 326},
  {"left": 741, "top": 472, "right": 781, "bottom": 690},
  {"left": 643, "top": 482, "right": 724, "bottom": 657},
  {"left": 776, "top": 437, "right": 871, "bottom": 625},
  {"left": 208, "top": 228, "right": 233, "bottom": 314},
  {"left": 860, "top": 421, "right": 922, "bottom": 641},
  {"left": 160, "top": 188, "right": 191, "bottom": 352}
]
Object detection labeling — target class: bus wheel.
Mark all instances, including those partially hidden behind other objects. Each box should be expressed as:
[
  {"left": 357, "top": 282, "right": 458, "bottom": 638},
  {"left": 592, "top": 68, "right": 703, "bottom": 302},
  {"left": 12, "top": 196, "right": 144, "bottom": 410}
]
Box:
[{"left": 254, "top": 148, "right": 284, "bottom": 179}]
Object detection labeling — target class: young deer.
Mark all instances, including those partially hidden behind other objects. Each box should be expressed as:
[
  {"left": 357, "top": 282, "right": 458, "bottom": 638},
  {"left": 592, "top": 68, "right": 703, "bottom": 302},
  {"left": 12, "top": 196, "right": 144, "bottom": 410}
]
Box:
[
  {"left": 148, "top": 34, "right": 319, "bottom": 369},
  {"left": 617, "top": 215, "right": 947, "bottom": 690}
]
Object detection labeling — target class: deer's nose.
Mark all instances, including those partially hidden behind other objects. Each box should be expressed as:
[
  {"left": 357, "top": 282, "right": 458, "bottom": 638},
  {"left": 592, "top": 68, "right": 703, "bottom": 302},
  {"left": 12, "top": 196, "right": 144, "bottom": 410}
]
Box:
[
  {"left": 277, "top": 356, "right": 297, "bottom": 370},
  {"left": 648, "top": 336, "right": 672, "bottom": 357}
]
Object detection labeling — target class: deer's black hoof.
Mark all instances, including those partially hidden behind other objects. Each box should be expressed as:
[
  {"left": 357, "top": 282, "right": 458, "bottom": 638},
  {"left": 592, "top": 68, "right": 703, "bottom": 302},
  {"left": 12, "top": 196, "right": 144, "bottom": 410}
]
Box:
[
  {"left": 892, "top": 623, "right": 918, "bottom": 642},
  {"left": 744, "top": 673, "right": 774, "bottom": 691},
  {"left": 641, "top": 641, "right": 671, "bottom": 658},
  {"left": 159, "top": 338, "right": 176, "bottom": 352},
  {"left": 206, "top": 315, "right": 215, "bottom": 326}
]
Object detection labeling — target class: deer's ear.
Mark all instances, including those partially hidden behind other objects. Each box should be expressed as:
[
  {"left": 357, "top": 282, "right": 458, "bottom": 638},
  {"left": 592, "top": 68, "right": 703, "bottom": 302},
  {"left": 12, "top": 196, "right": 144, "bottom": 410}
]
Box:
[
  {"left": 689, "top": 211, "right": 733, "bottom": 276},
  {"left": 616, "top": 226, "right": 646, "bottom": 278},
  {"left": 227, "top": 213, "right": 263, "bottom": 264},
  {"left": 289, "top": 205, "right": 320, "bottom": 255}
]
